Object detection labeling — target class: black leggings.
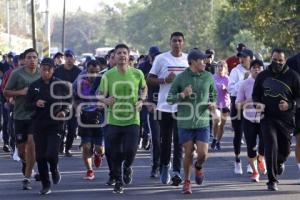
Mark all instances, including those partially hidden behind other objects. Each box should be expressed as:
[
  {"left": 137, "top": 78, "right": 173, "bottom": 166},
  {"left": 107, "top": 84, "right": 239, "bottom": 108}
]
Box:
[
  {"left": 243, "top": 119, "right": 264, "bottom": 158},
  {"left": 261, "top": 118, "right": 292, "bottom": 183},
  {"left": 34, "top": 131, "right": 61, "bottom": 187},
  {"left": 106, "top": 124, "right": 139, "bottom": 182},
  {"left": 230, "top": 96, "right": 243, "bottom": 156}
]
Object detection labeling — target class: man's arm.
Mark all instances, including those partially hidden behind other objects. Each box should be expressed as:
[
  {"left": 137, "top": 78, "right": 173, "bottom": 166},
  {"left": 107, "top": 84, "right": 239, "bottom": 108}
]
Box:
[
  {"left": 292, "top": 72, "right": 300, "bottom": 109},
  {"left": 3, "top": 71, "right": 28, "bottom": 98},
  {"left": 147, "top": 73, "right": 165, "bottom": 86},
  {"left": 252, "top": 74, "right": 263, "bottom": 104},
  {"left": 208, "top": 77, "right": 217, "bottom": 110},
  {"left": 167, "top": 76, "right": 186, "bottom": 105},
  {"left": 25, "top": 84, "right": 37, "bottom": 111},
  {"left": 97, "top": 74, "right": 115, "bottom": 106}
]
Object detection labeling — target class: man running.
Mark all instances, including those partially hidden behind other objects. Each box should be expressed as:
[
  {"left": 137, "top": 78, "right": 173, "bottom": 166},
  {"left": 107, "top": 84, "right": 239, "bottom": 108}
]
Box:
[
  {"left": 98, "top": 44, "right": 147, "bottom": 193},
  {"left": 252, "top": 48, "right": 300, "bottom": 191},
  {"left": 4, "top": 48, "right": 41, "bottom": 190},
  {"left": 147, "top": 32, "right": 188, "bottom": 186},
  {"left": 26, "top": 58, "right": 71, "bottom": 195},
  {"left": 167, "top": 49, "right": 217, "bottom": 194}
]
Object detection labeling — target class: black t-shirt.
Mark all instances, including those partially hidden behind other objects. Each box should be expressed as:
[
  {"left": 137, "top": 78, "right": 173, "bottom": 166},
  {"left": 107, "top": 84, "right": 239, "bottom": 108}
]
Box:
[
  {"left": 287, "top": 53, "right": 300, "bottom": 75},
  {"left": 138, "top": 60, "right": 159, "bottom": 103},
  {"left": 205, "top": 61, "right": 217, "bottom": 74},
  {"left": 0, "top": 62, "right": 13, "bottom": 75},
  {"left": 54, "top": 65, "right": 81, "bottom": 83}
]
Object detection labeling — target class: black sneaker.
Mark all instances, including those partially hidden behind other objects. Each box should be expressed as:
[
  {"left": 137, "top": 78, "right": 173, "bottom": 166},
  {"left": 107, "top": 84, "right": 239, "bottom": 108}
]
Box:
[
  {"left": 113, "top": 182, "right": 124, "bottom": 194},
  {"left": 65, "top": 150, "right": 73, "bottom": 157},
  {"left": 39, "top": 186, "right": 51, "bottom": 195},
  {"left": 34, "top": 173, "right": 41, "bottom": 181},
  {"left": 106, "top": 176, "right": 116, "bottom": 186},
  {"left": 211, "top": 139, "right": 217, "bottom": 150},
  {"left": 123, "top": 166, "right": 133, "bottom": 185},
  {"left": 277, "top": 163, "right": 285, "bottom": 175},
  {"left": 150, "top": 167, "right": 159, "bottom": 178},
  {"left": 52, "top": 170, "right": 61, "bottom": 184},
  {"left": 3, "top": 144, "right": 11, "bottom": 152},
  {"left": 171, "top": 173, "right": 182, "bottom": 186},
  {"left": 216, "top": 141, "right": 221, "bottom": 150},
  {"left": 267, "top": 182, "right": 278, "bottom": 191},
  {"left": 22, "top": 178, "right": 32, "bottom": 190},
  {"left": 59, "top": 144, "right": 64, "bottom": 154}
]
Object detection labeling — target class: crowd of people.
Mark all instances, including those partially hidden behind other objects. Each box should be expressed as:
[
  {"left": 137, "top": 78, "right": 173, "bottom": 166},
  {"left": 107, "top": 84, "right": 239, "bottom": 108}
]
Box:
[{"left": 0, "top": 31, "right": 300, "bottom": 195}]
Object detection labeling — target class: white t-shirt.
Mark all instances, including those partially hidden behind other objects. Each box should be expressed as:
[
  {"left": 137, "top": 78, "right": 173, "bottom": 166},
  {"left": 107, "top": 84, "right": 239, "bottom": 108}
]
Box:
[{"left": 149, "top": 51, "right": 188, "bottom": 113}]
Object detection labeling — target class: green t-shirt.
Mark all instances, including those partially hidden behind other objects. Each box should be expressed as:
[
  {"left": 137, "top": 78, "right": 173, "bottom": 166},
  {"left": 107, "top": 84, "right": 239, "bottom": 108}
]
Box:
[
  {"left": 5, "top": 67, "right": 40, "bottom": 120},
  {"left": 99, "top": 67, "right": 146, "bottom": 126}
]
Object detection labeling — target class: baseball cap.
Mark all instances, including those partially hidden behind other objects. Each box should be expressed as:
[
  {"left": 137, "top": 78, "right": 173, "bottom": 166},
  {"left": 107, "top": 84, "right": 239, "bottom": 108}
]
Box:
[
  {"left": 188, "top": 49, "right": 208, "bottom": 63},
  {"left": 64, "top": 49, "right": 75, "bottom": 57},
  {"left": 40, "top": 57, "right": 55, "bottom": 68},
  {"left": 148, "top": 46, "right": 161, "bottom": 57},
  {"left": 7, "top": 52, "right": 15, "bottom": 58},
  {"left": 237, "top": 48, "right": 254, "bottom": 59},
  {"left": 53, "top": 52, "right": 64, "bottom": 59}
]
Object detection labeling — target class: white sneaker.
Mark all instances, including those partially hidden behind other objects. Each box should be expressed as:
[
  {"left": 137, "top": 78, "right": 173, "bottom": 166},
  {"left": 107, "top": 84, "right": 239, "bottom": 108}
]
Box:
[
  {"left": 247, "top": 164, "right": 253, "bottom": 174},
  {"left": 13, "top": 149, "right": 20, "bottom": 161},
  {"left": 234, "top": 162, "right": 243, "bottom": 174}
]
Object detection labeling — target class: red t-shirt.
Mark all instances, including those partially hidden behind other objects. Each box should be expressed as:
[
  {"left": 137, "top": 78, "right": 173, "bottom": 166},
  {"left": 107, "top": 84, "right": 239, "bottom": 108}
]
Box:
[{"left": 226, "top": 55, "right": 240, "bottom": 74}]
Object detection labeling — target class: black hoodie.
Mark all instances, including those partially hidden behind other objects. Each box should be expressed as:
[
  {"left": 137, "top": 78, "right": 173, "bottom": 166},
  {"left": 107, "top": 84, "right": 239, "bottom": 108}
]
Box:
[
  {"left": 252, "top": 64, "right": 300, "bottom": 127},
  {"left": 26, "top": 77, "right": 71, "bottom": 131}
]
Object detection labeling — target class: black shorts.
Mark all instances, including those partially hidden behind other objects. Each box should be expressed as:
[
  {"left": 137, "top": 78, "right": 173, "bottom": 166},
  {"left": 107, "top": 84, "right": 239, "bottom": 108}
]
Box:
[
  {"left": 78, "top": 126, "right": 103, "bottom": 137},
  {"left": 14, "top": 119, "right": 34, "bottom": 144},
  {"left": 219, "top": 107, "right": 230, "bottom": 114}
]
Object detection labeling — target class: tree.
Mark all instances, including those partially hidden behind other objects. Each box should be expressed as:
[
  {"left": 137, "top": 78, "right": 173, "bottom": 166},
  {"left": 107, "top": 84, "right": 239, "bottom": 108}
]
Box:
[
  {"left": 125, "top": 0, "right": 216, "bottom": 53},
  {"left": 51, "top": 10, "right": 108, "bottom": 54},
  {"left": 233, "top": 0, "right": 300, "bottom": 53}
]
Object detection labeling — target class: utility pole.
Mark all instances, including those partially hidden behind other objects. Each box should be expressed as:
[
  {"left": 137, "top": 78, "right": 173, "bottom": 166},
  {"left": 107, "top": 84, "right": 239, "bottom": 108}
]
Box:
[
  {"left": 62, "top": 0, "right": 66, "bottom": 51},
  {"left": 43, "top": 0, "right": 50, "bottom": 57},
  {"left": 6, "top": 0, "right": 11, "bottom": 49},
  {"left": 31, "top": 0, "right": 37, "bottom": 49}
]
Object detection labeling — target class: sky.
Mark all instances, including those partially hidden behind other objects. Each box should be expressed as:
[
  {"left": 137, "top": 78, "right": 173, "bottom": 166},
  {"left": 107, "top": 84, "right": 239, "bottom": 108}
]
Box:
[{"left": 39, "top": 0, "right": 132, "bottom": 15}]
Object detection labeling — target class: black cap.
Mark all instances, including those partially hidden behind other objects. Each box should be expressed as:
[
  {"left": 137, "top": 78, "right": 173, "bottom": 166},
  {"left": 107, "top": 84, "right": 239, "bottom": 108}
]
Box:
[
  {"left": 7, "top": 52, "right": 15, "bottom": 58},
  {"left": 40, "top": 58, "right": 55, "bottom": 68},
  {"left": 188, "top": 49, "right": 208, "bottom": 63},
  {"left": 237, "top": 49, "right": 253, "bottom": 59},
  {"left": 236, "top": 43, "right": 246, "bottom": 51},
  {"left": 148, "top": 46, "right": 161, "bottom": 57},
  {"left": 53, "top": 52, "right": 63, "bottom": 59},
  {"left": 64, "top": 49, "right": 75, "bottom": 57}
]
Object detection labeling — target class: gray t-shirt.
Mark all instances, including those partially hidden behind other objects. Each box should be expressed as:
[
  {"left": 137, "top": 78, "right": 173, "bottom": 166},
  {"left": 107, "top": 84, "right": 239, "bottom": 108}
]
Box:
[{"left": 5, "top": 67, "right": 40, "bottom": 120}]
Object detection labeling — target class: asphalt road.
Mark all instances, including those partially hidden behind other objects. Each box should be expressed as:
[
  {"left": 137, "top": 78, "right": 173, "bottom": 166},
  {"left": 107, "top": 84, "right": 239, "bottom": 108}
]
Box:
[{"left": 0, "top": 125, "right": 299, "bottom": 200}]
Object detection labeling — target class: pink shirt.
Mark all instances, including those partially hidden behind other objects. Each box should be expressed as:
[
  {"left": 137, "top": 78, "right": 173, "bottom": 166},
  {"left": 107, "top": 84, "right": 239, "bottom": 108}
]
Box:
[
  {"left": 213, "top": 74, "right": 230, "bottom": 109},
  {"left": 236, "top": 76, "right": 261, "bottom": 123}
]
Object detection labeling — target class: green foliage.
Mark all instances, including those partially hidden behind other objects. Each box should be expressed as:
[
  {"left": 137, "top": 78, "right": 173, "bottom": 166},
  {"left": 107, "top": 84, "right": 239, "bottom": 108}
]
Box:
[
  {"left": 51, "top": 10, "right": 109, "bottom": 54},
  {"left": 49, "top": 0, "right": 299, "bottom": 57},
  {"left": 233, "top": 0, "right": 300, "bottom": 53},
  {"left": 230, "top": 29, "right": 270, "bottom": 59}
]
